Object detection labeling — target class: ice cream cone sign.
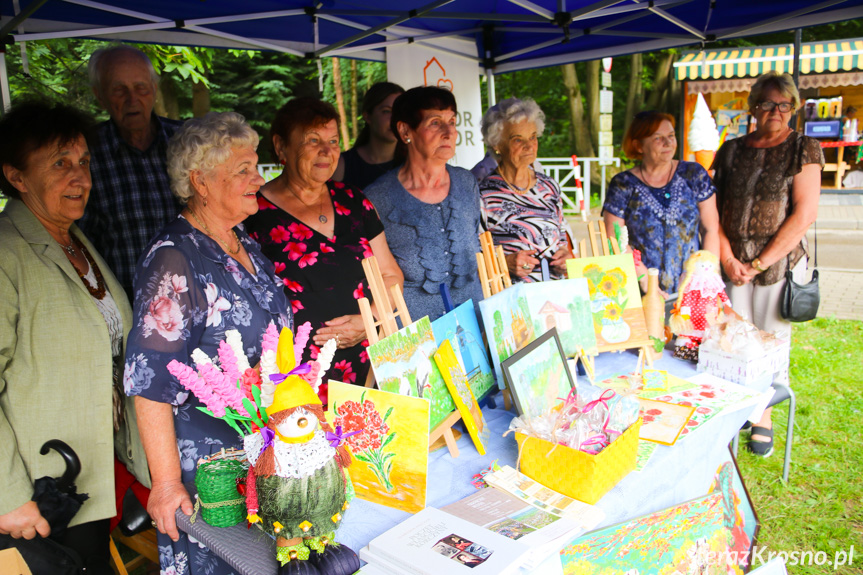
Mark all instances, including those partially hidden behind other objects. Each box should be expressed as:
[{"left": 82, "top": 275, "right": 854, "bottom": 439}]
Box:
[{"left": 689, "top": 93, "right": 720, "bottom": 171}]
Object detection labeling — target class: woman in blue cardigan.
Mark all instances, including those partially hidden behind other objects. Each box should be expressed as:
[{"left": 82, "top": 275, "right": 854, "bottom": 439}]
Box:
[{"left": 364, "top": 87, "right": 484, "bottom": 321}]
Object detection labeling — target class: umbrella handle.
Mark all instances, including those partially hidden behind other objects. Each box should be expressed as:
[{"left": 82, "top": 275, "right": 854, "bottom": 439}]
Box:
[{"left": 40, "top": 440, "right": 81, "bottom": 493}]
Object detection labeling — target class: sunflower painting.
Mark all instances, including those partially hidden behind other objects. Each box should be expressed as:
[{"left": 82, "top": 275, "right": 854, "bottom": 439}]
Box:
[{"left": 566, "top": 254, "right": 650, "bottom": 352}]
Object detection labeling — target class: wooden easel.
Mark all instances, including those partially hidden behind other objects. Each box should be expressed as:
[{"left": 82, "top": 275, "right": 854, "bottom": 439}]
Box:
[
  {"left": 574, "top": 221, "right": 654, "bottom": 367},
  {"left": 476, "top": 231, "right": 512, "bottom": 298},
  {"left": 356, "top": 256, "right": 462, "bottom": 457}
]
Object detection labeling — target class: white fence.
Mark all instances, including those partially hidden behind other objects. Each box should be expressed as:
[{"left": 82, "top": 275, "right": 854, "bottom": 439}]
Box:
[{"left": 257, "top": 155, "right": 620, "bottom": 218}]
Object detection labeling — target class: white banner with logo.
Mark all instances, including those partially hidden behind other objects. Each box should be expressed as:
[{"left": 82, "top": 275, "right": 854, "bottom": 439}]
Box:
[{"left": 386, "top": 38, "right": 484, "bottom": 169}]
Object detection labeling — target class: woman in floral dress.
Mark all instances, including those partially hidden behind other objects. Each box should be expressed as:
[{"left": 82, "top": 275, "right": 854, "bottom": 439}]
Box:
[
  {"left": 602, "top": 111, "right": 719, "bottom": 296},
  {"left": 124, "top": 113, "right": 291, "bottom": 575},
  {"left": 244, "top": 98, "right": 402, "bottom": 393}
]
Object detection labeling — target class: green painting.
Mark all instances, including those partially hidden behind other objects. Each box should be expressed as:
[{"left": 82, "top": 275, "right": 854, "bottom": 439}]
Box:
[{"left": 367, "top": 316, "right": 456, "bottom": 429}]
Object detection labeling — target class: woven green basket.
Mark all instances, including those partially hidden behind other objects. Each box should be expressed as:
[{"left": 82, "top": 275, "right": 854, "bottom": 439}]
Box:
[{"left": 194, "top": 457, "right": 247, "bottom": 528}]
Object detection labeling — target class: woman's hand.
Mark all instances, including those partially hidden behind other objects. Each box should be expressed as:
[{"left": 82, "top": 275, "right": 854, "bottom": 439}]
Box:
[
  {"left": 506, "top": 250, "right": 540, "bottom": 279},
  {"left": 314, "top": 314, "right": 366, "bottom": 349},
  {"left": 723, "top": 256, "right": 758, "bottom": 287},
  {"left": 549, "top": 247, "right": 574, "bottom": 276},
  {"left": 148, "top": 479, "right": 193, "bottom": 542},
  {"left": 0, "top": 501, "right": 50, "bottom": 540}
]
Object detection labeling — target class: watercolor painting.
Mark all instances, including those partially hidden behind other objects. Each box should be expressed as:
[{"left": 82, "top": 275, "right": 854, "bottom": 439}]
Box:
[
  {"left": 648, "top": 374, "right": 764, "bottom": 440},
  {"left": 522, "top": 278, "right": 598, "bottom": 358},
  {"left": 710, "top": 451, "right": 760, "bottom": 572},
  {"left": 367, "top": 316, "right": 457, "bottom": 429},
  {"left": 431, "top": 300, "right": 495, "bottom": 401},
  {"left": 566, "top": 254, "right": 650, "bottom": 352},
  {"left": 478, "top": 286, "right": 536, "bottom": 389},
  {"left": 327, "top": 381, "right": 430, "bottom": 513},
  {"left": 501, "top": 329, "right": 575, "bottom": 419},
  {"left": 637, "top": 398, "right": 695, "bottom": 445},
  {"left": 642, "top": 368, "right": 668, "bottom": 391},
  {"left": 559, "top": 493, "right": 731, "bottom": 575},
  {"left": 434, "top": 340, "right": 489, "bottom": 455}
]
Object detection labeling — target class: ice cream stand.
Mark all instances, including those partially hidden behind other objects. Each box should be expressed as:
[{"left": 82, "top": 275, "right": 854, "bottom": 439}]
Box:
[{"left": 675, "top": 37, "right": 863, "bottom": 187}]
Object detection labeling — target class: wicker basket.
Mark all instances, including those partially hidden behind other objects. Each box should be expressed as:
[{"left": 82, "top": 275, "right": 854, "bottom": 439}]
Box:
[
  {"left": 514, "top": 418, "right": 641, "bottom": 505},
  {"left": 194, "top": 449, "right": 248, "bottom": 528}
]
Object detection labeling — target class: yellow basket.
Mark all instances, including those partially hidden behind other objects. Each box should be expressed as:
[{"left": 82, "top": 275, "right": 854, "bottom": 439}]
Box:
[{"left": 514, "top": 418, "right": 641, "bottom": 505}]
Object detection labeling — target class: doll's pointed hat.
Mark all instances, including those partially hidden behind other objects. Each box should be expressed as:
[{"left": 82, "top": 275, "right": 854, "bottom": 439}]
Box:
[{"left": 267, "top": 375, "right": 321, "bottom": 417}]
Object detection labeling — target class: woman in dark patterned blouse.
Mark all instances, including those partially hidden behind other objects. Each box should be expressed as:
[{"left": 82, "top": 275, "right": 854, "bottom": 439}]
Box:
[
  {"left": 714, "top": 71, "right": 823, "bottom": 457},
  {"left": 603, "top": 111, "right": 720, "bottom": 296},
  {"left": 244, "top": 98, "right": 403, "bottom": 391},
  {"left": 479, "top": 98, "right": 574, "bottom": 282}
]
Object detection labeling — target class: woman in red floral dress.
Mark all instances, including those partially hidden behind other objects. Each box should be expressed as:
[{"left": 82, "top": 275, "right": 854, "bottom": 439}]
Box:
[{"left": 245, "top": 98, "right": 402, "bottom": 393}]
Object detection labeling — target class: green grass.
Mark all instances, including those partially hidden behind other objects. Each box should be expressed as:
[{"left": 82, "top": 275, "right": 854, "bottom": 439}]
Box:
[{"left": 738, "top": 318, "right": 863, "bottom": 574}]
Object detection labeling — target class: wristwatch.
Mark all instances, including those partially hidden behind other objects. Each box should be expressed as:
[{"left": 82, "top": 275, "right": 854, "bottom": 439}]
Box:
[{"left": 751, "top": 257, "right": 767, "bottom": 272}]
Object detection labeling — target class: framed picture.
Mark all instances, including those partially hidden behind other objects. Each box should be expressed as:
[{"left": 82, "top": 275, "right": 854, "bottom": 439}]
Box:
[{"left": 500, "top": 328, "right": 575, "bottom": 418}]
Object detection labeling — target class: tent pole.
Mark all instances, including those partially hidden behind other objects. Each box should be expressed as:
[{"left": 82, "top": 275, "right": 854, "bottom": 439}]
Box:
[
  {"left": 486, "top": 69, "right": 496, "bottom": 106},
  {"left": 0, "top": 48, "right": 11, "bottom": 113},
  {"left": 791, "top": 28, "right": 802, "bottom": 130}
]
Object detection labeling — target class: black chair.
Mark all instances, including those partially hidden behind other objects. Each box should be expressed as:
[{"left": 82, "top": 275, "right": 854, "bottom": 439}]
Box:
[
  {"left": 732, "top": 382, "right": 796, "bottom": 483},
  {"left": 109, "top": 489, "right": 158, "bottom": 575}
]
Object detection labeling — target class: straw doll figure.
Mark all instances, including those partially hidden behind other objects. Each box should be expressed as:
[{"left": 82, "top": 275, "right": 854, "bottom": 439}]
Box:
[{"left": 244, "top": 372, "right": 357, "bottom": 574}]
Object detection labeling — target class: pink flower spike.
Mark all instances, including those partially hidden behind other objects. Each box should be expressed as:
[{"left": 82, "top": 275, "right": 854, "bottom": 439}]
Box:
[
  {"left": 262, "top": 323, "right": 280, "bottom": 355},
  {"left": 294, "top": 322, "right": 312, "bottom": 365},
  {"left": 218, "top": 341, "right": 242, "bottom": 387}
]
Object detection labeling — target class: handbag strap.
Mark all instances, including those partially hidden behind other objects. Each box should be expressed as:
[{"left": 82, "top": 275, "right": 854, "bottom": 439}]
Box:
[
  {"left": 788, "top": 220, "right": 817, "bottom": 272},
  {"left": 812, "top": 220, "right": 818, "bottom": 268}
]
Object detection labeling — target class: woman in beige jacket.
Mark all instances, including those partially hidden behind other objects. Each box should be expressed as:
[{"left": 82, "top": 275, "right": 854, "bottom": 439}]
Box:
[{"left": 0, "top": 101, "right": 148, "bottom": 574}]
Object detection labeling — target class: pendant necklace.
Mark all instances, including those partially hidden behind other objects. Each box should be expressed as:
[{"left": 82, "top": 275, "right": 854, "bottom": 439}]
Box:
[
  {"left": 58, "top": 235, "right": 77, "bottom": 256},
  {"left": 288, "top": 185, "right": 328, "bottom": 224},
  {"left": 188, "top": 208, "right": 241, "bottom": 255},
  {"left": 640, "top": 161, "right": 675, "bottom": 199}
]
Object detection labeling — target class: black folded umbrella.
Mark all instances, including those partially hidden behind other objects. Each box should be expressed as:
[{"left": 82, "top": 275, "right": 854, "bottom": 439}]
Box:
[
  {"left": 0, "top": 440, "right": 89, "bottom": 575},
  {"left": 32, "top": 439, "right": 89, "bottom": 537}
]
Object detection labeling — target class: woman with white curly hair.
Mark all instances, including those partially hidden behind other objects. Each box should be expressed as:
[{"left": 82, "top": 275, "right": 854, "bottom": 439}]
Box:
[
  {"left": 479, "top": 98, "right": 573, "bottom": 282},
  {"left": 123, "top": 112, "right": 291, "bottom": 574}
]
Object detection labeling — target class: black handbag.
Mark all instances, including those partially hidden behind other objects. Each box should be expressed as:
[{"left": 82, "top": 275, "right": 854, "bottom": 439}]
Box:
[{"left": 780, "top": 222, "right": 820, "bottom": 322}]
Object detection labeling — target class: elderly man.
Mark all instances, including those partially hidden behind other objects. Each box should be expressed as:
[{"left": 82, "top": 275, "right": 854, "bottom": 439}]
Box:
[{"left": 77, "top": 44, "right": 183, "bottom": 298}]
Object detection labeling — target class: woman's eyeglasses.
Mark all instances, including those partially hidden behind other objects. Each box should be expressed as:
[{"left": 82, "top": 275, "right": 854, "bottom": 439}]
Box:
[{"left": 757, "top": 101, "right": 794, "bottom": 113}]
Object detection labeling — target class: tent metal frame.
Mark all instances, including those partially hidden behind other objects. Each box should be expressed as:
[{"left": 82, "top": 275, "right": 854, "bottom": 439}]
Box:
[{"left": 1, "top": 0, "right": 862, "bottom": 110}]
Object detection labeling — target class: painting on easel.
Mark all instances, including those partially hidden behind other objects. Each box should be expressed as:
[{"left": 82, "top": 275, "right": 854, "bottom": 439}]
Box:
[
  {"left": 367, "top": 316, "right": 457, "bottom": 429},
  {"left": 566, "top": 254, "right": 650, "bottom": 352},
  {"left": 521, "top": 278, "right": 598, "bottom": 358},
  {"left": 478, "top": 286, "right": 536, "bottom": 389},
  {"left": 327, "top": 381, "right": 430, "bottom": 513},
  {"left": 431, "top": 300, "right": 495, "bottom": 401}
]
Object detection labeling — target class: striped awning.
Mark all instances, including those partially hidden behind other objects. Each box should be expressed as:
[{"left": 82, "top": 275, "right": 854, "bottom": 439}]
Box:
[{"left": 674, "top": 39, "right": 863, "bottom": 81}]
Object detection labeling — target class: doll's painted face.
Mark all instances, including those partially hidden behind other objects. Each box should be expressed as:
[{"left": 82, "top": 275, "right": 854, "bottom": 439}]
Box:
[{"left": 276, "top": 408, "right": 319, "bottom": 438}]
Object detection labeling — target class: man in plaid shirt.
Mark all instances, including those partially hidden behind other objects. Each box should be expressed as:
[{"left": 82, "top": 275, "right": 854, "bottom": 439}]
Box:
[{"left": 77, "top": 45, "right": 184, "bottom": 299}]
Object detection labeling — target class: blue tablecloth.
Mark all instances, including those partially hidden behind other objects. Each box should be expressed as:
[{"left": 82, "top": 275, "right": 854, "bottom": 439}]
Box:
[{"left": 176, "top": 350, "right": 769, "bottom": 574}]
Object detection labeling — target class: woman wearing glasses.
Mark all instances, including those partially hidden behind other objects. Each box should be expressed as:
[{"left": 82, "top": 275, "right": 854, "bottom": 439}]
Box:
[
  {"left": 714, "top": 71, "right": 823, "bottom": 457},
  {"left": 603, "top": 111, "right": 720, "bottom": 297}
]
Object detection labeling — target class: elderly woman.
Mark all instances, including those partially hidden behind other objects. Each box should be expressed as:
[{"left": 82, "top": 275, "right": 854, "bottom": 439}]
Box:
[
  {"left": 124, "top": 112, "right": 291, "bottom": 574},
  {"left": 715, "top": 71, "right": 823, "bottom": 457},
  {"left": 244, "top": 97, "right": 402, "bottom": 389},
  {"left": 0, "top": 102, "right": 148, "bottom": 573},
  {"left": 479, "top": 98, "right": 573, "bottom": 282},
  {"left": 333, "top": 82, "right": 405, "bottom": 190},
  {"left": 603, "top": 111, "right": 720, "bottom": 296},
  {"left": 363, "top": 86, "right": 484, "bottom": 321}
]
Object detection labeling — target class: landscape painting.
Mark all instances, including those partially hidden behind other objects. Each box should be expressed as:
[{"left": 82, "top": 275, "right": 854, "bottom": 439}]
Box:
[
  {"left": 327, "top": 381, "right": 430, "bottom": 513},
  {"left": 522, "top": 278, "right": 598, "bottom": 358},
  {"left": 501, "top": 329, "right": 574, "bottom": 419},
  {"left": 431, "top": 300, "right": 495, "bottom": 401},
  {"left": 367, "top": 316, "right": 457, "bottom": 429},
  {"left": 566, "top": 254, "right": 650, "bottom": 352},
  {"left": 478, "top": 286, "right": 536, "bottom": 389}
]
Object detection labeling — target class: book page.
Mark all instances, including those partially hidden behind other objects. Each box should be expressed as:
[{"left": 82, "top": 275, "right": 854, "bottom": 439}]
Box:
[{"left": 483, "top": 466, "right": 605, "bottom": 530}]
